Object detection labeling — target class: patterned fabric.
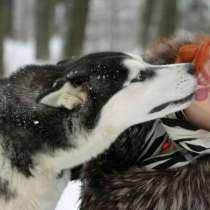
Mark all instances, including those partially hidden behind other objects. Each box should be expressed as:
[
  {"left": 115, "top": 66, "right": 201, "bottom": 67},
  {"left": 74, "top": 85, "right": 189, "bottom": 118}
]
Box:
[{"left": 138, "top": 112, "right": 210, "bottom": 170}]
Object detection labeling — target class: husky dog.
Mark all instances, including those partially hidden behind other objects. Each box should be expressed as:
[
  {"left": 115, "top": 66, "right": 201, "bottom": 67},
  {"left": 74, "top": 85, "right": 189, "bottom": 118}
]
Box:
[
  {"left": 80, "top": 38, "right": 210, "bottom": 210},
  {"left": 0, "top": 52, "right": 195, "bottom": 210}
]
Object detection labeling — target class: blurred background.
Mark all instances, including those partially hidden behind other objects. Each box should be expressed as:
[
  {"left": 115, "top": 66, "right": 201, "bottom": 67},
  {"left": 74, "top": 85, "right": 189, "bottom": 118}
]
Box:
[
  {"left": 1, "top": 0, "right": 210, "bottom": 77},
  {"left": 1, "top": 0, "right": 210, "bottom": 209}
]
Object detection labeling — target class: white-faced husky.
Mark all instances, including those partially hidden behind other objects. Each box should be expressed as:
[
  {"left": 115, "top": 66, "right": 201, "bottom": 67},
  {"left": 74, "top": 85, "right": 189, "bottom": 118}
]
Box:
[{"left": 0, "top": 52, "right": 195, "bottom": 210}]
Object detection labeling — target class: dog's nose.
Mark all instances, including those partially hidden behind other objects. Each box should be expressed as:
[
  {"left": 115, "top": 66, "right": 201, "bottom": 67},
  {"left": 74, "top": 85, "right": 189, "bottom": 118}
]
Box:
[{"left": 187, "top": 64, "right": 195, "bottom": 75}]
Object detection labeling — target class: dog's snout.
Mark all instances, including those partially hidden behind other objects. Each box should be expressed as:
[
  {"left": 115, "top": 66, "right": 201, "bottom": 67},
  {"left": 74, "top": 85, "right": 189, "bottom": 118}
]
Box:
[{"left": 187, "top": 64, "right": 195, "bottom": 76}]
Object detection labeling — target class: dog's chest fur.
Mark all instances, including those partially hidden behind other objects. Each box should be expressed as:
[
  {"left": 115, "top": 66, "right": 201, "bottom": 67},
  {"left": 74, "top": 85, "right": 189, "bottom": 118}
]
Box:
[{"left": 0, "top": 156, "right": 70, "bottom": 210}]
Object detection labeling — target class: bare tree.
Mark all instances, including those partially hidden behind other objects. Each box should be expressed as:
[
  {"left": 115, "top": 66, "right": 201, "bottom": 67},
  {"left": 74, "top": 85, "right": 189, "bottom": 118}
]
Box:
[
  {"left": 35, "top": 0, "right": 55, "bottom": 59},
  {"left": 139, "top": 0, "right": 157, "bottom": 48},
  {"left": 64, "top": 0, "right": 89, "bottom": 57},
  {"left": 157, "top": 0, "right": 177, "bottom": 38},
  {"left": 0, "top": 0, "right": 13, "bottom": 77},
  {"left": 139, "top": 0, "right": 177, "bottom": 48}
]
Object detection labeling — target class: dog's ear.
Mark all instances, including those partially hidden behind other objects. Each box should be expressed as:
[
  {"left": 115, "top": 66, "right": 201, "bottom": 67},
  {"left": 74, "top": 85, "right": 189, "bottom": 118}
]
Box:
[{"left": 38, "top": 79, "right": 87, "bottom": 110}]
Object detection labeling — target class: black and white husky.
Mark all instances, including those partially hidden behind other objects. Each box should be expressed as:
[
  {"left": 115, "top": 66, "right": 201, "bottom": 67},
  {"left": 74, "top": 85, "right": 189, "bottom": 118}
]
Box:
[{"left": 0, "top": 52, "right": 195, "bottom": 210}]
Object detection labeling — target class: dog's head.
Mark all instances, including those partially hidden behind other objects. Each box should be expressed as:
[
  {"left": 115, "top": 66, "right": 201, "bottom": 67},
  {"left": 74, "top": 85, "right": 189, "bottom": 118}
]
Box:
[
  {"left": 39, "top": 52, "right": 196, "bottom": 129},
  {"left": 0, "top": 52, "right": 196, "bottom": 176}
]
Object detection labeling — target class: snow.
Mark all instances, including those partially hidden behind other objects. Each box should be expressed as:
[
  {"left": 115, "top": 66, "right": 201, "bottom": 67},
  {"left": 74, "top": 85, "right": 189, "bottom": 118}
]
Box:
[
  {"left": 4, "top": 36, "right": 63, "bottom": 76},
  {"left": 55, "top": 181, "right": 81, "bottom": 210},
  {"left": 4, "top": 39, "right": 36, "bottom": 76},
  {"left": 33, "top": 120, "right": 40, "bottom": 125}
]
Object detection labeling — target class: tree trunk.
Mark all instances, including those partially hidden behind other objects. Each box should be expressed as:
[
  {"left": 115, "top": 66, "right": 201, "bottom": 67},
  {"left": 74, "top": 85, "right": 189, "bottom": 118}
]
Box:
[
  {"left": 35, "top": 0, "right": 54, "bottom": 59},
  {"left": 64, "top": 0, "right": 89, "bottom": 57},
  {"left": 139, "top": 0, "right": 157, "bottom": 48},
  {"left": 0, "top": 39, "right": 4, "bottom": 78},
  {"left": 0, "top": 0, "right": 13, "bottom": 77},
  {"left": 4, "top": 0, "right": 13, "bottom": 37},
  {"left": 157, "top": 0, "right": 177, "bottom": 38}
]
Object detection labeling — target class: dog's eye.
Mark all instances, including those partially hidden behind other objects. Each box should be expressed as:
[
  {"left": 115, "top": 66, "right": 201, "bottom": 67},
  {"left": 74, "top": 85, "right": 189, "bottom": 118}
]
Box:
[
  {"left": 131, "top": 70, "right": 155, "bottom": 83},
  {"left": 131, "top": 71, "right": 147, "bottom": 83},
  {"left": 137, "top": 71, "right": 147, "bottom": 81}
]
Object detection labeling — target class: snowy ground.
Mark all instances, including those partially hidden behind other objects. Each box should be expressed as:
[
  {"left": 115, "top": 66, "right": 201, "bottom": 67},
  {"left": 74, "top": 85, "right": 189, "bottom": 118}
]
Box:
[
  {"left": 4, "top": 37, "right": 63, "bottom": 76},
  {"left": 4, "top": 38, "right": 82, "bottom": 210}
]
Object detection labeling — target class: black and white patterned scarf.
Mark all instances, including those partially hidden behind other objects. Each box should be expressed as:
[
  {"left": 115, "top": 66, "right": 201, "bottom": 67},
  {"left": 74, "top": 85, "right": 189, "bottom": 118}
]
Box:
[{"left": 138, "top": 112, "right": 210, "bottom": 170}]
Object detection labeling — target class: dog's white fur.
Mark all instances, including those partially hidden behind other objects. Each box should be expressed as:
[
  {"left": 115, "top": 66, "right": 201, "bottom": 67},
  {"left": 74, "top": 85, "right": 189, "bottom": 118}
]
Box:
[{"left": 0, "top": 57, "right": 196, "bottom": 210}]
